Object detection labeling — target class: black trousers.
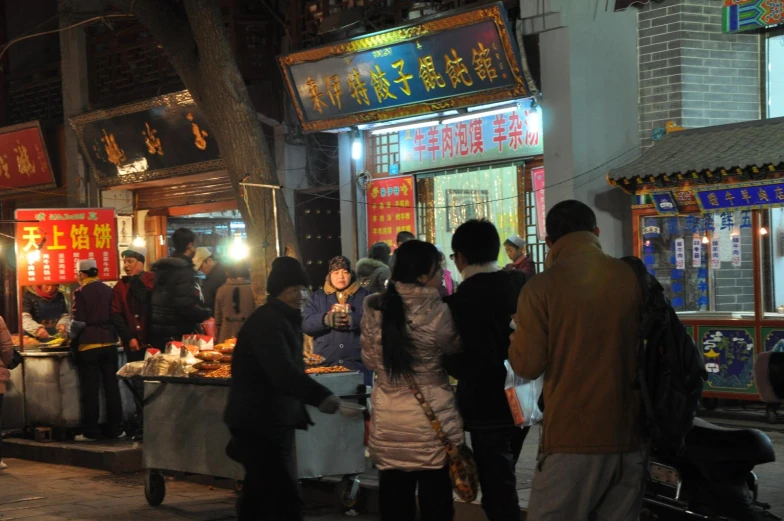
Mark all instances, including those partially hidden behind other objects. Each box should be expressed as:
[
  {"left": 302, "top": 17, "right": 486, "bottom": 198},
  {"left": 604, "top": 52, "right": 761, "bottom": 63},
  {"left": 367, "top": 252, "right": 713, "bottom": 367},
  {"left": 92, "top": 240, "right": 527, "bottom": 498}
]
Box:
[
  {"left": 378, "top": 466, "right": 454, "bottom": 521},
  {"left": 77, "top": 346, "right": 123, "bottom": 438},
  {"left": 125, "top": 345, "right": 145, "bottom": 433},
  {"left": 231, "top": 428, "right": 302, "bottom": 521},
  {"left": 470, "top": 427, "right": 530, "bottom": 521}
]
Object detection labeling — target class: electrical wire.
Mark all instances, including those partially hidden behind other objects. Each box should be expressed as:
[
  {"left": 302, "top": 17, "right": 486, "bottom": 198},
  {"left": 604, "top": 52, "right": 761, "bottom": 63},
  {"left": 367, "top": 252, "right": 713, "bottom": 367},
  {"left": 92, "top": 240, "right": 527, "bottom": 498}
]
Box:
[{"left": 0, "top": 13, "right": 135, "bottom": 62}]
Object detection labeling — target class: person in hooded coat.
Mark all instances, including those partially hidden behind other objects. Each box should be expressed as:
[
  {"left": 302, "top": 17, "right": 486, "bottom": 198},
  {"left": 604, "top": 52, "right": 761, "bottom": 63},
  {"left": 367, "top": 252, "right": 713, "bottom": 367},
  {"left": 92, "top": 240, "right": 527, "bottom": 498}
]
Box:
[
  {"left": 302, "top": 256, "right": 371, "bottom": 384},
  {"left": 356, "top": 242, "right": 391, "bottom": 294}
]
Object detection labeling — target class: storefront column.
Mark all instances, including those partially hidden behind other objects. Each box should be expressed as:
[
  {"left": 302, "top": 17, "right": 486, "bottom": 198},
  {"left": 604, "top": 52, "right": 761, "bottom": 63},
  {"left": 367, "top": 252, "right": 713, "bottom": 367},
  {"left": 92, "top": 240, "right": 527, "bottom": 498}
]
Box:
[
  {"left": 274, "top": 125, "right": 308, "bottom": 225},
  {"left": 523, "top": 0, "right": 639, "bottom": 257},
  {"left": 338, "top": 132, "right": 366, "bottom": 264},
  {"left": 59, "top": 1, "right": 98, "bottom": 207}
]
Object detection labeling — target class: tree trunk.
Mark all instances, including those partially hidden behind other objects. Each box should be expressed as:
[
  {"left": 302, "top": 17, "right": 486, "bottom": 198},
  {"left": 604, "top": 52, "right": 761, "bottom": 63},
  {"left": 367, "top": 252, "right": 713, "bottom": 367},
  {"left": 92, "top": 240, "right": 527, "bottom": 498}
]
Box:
[{"left": 123, "top": 0, "right": 300, "bottom": 303}]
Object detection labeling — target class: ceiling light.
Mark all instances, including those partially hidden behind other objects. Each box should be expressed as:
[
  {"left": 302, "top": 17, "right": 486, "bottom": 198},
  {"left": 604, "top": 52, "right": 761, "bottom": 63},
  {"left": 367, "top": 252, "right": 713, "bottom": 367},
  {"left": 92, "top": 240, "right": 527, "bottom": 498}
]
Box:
[
  {"left": 370, "top": 120, "right": 439, "bottom": 135},
  {"left": 441, "top": 105, "right": 516, "bottom": 125}
]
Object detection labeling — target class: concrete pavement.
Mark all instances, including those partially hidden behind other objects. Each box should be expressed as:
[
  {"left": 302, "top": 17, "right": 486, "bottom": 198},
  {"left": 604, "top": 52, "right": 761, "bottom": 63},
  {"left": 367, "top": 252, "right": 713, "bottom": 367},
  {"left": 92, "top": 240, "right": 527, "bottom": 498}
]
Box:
[{"left": 0, "top": 459, "right": 378, "bottom": 521}]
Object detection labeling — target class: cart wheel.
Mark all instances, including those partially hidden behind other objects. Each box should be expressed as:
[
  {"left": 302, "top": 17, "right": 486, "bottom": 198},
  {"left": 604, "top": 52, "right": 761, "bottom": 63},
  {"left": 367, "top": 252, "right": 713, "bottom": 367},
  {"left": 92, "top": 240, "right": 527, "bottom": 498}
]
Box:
[
  {"left": 703, "top": 398, "right": 719, "bottom": 411},
  {"left": 145, "top": 470, "right": 166, "bottom": 506},
  {"left": 336, "top": 475, "right": 361, "bottom": 509},
  {"left": 233, "top": 480, "right": 244, "bottom": 494},
  {"left": 766, "top": 407, "right": 778, "bottom": 424}
]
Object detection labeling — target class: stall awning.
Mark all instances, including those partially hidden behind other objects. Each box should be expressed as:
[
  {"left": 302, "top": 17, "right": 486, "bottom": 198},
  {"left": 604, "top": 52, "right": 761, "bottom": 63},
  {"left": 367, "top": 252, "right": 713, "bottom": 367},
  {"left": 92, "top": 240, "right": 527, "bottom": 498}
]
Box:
[{"left": 607, "top": 117, "right": 784, "bottom": 193}]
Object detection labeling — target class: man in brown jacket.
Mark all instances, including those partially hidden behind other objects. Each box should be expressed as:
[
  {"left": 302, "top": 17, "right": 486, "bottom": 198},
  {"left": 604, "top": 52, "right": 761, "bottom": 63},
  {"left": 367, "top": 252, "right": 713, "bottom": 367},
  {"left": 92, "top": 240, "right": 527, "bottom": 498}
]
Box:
[{"left": 509, "top": 200, "right": 646, "bottom": 521}]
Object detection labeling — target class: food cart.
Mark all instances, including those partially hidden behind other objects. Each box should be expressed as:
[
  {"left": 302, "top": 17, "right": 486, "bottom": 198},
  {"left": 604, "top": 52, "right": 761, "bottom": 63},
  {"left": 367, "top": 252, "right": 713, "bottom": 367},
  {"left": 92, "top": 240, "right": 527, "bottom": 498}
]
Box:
[
  {"left": 11, "top": 208, "right": 132, "bottom": 432},
  {"left": 607, "top": 117, "right": 784, "bottom": 419},
  {"left": 132, "top": 371, "right": 367, "bottom": 507}
]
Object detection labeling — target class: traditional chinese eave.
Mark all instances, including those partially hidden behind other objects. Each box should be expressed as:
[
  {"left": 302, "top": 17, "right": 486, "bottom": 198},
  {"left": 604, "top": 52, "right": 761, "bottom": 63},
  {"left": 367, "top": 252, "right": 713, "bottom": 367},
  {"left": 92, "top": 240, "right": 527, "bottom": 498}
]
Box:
[
  {"left": 608, "top": 163, "right": 784, "bottom": 195},
  {"left": 608, "top": 116, "right": 784, "bottom": 195}
]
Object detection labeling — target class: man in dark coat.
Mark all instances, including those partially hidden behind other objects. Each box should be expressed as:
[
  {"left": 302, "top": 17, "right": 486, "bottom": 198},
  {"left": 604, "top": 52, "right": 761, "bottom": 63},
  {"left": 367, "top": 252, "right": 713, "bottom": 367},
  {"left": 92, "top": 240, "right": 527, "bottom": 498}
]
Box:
[
  {"left": 149, "top": 228, "right": 211, "bottom": 348},
  {"left": 111, "top": 245, "right": 154, "bottom": 439},
  {"left": 302, "top": 256, "right": 370, "bottom": 384},
  {"left": 71, "top": 259, "right": 122, "bottom": 442},
  {"left": 192, "top": 246, "right": 227, "bottom": 312},
  {"left": 387, "top": 230, "right": 415, "bottom": 274},
  {"left": 225, "top": 256, "right": 340, "bottom": 521},
  {"left": 444, "top": 219, "right": 528, "bottom": 521}
]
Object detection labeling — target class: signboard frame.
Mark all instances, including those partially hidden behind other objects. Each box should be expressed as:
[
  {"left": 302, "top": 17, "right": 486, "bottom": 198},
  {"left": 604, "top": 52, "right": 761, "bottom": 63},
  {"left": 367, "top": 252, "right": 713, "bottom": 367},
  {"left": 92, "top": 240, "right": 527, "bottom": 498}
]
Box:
[
  {"left": 278, "top": 2, "right": 529, "bottom": 133},
  {"left": 0, "top": 120, "right": 57, "bottom": 197},
  {"left": 366, "top": 176, "right": 417, "bottom": 249},
  {"left": 69, "top": 90, "right": 225, "bottom": 189}
]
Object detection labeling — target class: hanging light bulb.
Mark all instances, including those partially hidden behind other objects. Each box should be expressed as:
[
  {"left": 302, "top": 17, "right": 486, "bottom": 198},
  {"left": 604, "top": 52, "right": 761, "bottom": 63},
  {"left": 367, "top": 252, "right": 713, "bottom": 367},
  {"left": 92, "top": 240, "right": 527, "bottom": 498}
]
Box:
[
  {"left": 702, "top": 235, "right": 710, "bottom": 244},
  {"left": 132, "top": 236, "right": 146, "bottom": 247},
  {"left": 760, "top": 227, "right": 769, "bottom": 236},
  {"left": 229, "top": 234, "right": 249, "bottom": 260}
]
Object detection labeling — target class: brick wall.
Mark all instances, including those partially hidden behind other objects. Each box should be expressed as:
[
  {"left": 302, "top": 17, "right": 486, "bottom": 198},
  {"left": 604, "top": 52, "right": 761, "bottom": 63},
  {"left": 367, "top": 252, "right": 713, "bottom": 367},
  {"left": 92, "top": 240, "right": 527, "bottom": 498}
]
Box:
[
  {"left": 638, "top": 0, "right": 761, "bottom": 149},
  {"left": 715, "top": 228, "right": 755, "bottom": 313}
]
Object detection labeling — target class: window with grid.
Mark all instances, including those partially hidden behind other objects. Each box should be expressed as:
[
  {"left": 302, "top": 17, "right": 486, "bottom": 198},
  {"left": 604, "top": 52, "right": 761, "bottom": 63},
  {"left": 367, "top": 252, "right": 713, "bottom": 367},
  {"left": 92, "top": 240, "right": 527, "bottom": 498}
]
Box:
[
  {"left": 368, "top": 133, "right": 400, "bottom": 175},
  {"left": 525, "top": 190, "right": 547, "bottom": 273}
]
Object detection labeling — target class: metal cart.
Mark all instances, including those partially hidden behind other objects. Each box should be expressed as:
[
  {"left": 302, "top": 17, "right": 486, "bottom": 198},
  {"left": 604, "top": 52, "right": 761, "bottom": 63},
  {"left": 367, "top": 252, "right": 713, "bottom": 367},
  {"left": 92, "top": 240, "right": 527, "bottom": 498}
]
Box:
[{"left": 132, "top": 372, "right": 368, "bottom": 507}]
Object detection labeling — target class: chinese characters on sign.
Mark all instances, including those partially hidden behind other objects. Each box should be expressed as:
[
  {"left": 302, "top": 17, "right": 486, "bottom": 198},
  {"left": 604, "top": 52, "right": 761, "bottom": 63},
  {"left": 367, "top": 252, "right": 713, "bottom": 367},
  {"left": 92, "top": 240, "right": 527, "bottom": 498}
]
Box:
[
  {"left": 696, "top": 181, "right": 784, "bottom": 213},
  {"left": 675, "top": 238, "right": 686, "bottom": 270},
  {"left": 692, "top": 237, "right": 702, "bottom": 268},
  {"left": 280, "top": 3, "right": 528, "bottom": 132},
  {"left": 71, "top": 92, "right": 221, "bottom": 187},
  {"left": 532, "top": 167, "right": 546, "bottom": 241},
  {"left": 399, "top": 102, "right": 542, "bottom": 173},
  {"left": 0, "top": 122, "right": 55, "bottom": 193},
  {"left": 731, "top": 235, "right": 742, "bottom": 268},
  {"left": 15, "top": 209, "right": 119, "bottom": 285},
  {"left": 651, "top": 191, "right": 679, "bottom": 216},
  {"left": 711, "top": 237, "right": 721, "bottom": 270},
  {"left": 367, "top": 177, "right": 416, "bottom": 249}
]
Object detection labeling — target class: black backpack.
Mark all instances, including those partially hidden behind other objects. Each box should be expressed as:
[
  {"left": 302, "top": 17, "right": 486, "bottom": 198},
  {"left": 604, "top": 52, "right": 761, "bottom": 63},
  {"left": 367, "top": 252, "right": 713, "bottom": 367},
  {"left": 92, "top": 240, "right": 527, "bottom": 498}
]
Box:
[{"left": 622, "top": 256, "right": 708, "bottom": 454}]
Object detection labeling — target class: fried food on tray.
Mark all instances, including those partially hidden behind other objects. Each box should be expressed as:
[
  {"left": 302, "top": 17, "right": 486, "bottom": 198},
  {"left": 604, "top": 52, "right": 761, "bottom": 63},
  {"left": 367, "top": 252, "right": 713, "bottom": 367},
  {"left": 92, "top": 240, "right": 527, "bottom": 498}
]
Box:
[
  {"left": 202, "top": 364, "right": 231, "bottom": 378},
  {"left": 193, "top": 361, "right": 221, "bottom": 371},
  {"left": 305, "top": 365, "right": 352, "bottom": 375},
  {"left": 195, "top": 351, "right": 223, "bottom": 362},
  {"left": 303, "top": 353, "right": 325, "bottom": 366},
  {"left": 215, "top": 343, "right": 234, "bottom": 354}
]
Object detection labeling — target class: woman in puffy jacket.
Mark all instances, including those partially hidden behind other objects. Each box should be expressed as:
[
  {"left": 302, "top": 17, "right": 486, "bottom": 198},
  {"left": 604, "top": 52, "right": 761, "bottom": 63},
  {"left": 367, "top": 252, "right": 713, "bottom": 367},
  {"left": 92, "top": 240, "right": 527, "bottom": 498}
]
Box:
[{"left": 360, "top": 240, "right": 462, "bottom": 521}]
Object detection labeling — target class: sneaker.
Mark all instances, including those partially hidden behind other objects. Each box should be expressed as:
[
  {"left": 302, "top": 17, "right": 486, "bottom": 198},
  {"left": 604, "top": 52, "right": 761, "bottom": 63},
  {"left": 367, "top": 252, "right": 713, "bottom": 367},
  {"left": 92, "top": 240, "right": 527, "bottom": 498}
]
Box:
[
  {"left": 0, "top": 461, "right": 7, "bottom": 470},
  {"left": 74, "top": 434, "right": 98, "bottom": 442}
]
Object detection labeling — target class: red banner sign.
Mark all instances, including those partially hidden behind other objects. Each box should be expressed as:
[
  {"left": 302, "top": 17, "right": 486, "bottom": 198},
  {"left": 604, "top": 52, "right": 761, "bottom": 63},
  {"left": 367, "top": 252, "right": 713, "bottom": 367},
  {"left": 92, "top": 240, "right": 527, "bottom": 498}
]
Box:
[
  {"left": 532, "top": 167, "right": 546, "bottom": 241},
  {"left": 367, "top": 176, "right": 416, "bottom": 249},
  {"left": 0, "top": 122, "right": 56, "bottom": 193},
  {"left": 15, "top": 209, "right": 119, "bottom": 285}
]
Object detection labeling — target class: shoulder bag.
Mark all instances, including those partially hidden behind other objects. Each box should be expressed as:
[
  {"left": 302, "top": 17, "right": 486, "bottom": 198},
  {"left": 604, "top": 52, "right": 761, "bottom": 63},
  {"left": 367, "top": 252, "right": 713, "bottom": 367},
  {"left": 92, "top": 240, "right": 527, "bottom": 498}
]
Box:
[{"left": 408, "top": 378, "right": 479, "bottom": 503}]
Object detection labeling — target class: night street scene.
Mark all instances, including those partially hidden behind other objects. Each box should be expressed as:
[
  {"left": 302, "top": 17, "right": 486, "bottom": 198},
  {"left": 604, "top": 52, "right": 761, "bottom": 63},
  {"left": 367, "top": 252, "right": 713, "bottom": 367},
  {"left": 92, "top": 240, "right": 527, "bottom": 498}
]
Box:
[{"left": 1, "top": 0, "right": 784, "bottom": 520}]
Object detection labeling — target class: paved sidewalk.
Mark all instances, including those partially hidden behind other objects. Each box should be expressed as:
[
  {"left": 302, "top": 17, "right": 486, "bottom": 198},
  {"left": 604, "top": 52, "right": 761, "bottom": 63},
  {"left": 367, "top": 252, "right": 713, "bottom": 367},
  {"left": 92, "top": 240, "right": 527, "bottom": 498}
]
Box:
[{"left": 0, "top": 459, "right": 377, "bottom": 521}]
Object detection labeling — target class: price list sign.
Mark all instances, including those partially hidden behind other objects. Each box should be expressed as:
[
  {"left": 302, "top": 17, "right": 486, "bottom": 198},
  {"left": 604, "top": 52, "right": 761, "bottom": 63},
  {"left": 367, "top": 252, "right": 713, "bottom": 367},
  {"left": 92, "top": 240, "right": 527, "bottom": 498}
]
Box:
[
  {"left": 15, "top": 208, "right": 119, "bottom": 285},
  {"left": 367, "top": 176, "right": 416, "bottom": 249}
]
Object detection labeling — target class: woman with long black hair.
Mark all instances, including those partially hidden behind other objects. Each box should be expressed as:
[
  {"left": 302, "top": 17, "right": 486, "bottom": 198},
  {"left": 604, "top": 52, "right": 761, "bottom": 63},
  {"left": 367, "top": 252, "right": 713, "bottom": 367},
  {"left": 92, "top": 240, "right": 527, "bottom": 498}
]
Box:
[{"left": 361, "top": 240, "right": 462, "bottom": 521}]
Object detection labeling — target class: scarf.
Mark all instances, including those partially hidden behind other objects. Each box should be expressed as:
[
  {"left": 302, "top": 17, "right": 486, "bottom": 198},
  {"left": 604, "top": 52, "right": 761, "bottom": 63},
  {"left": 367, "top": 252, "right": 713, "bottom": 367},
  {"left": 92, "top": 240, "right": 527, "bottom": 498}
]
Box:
[
  {"left": 34, "top": 285, "right": 59, "bottom": 300},
  {"left": 80, "top": 276, "right": 100, "bottom": 287},
  {"left": 324, "top": 279, "right": 361, "bottom": 304},
  {"left": 461, "top": 261, "right": 499, "bottom": 281}
]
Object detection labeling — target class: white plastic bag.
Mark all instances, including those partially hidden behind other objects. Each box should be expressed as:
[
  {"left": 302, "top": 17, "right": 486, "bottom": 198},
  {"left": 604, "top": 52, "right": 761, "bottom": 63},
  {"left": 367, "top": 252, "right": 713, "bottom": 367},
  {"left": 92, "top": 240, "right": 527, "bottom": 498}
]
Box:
[{"left": 504, "top": 360, "right": 543, "bottom": 427}]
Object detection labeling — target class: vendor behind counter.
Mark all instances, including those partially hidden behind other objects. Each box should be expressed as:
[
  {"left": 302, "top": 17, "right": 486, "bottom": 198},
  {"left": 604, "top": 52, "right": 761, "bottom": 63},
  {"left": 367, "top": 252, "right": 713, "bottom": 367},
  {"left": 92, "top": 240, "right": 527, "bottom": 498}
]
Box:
[{"left": 22, "top": 285, "right": 71, "bottom": 340}]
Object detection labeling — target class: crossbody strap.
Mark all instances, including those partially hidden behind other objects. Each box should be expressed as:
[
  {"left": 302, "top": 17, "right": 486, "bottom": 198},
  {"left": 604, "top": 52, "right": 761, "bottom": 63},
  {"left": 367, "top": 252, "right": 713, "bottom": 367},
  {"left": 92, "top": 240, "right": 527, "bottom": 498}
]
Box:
[{"left": 406, "top": 376, "right": 459, "bottom": 458}]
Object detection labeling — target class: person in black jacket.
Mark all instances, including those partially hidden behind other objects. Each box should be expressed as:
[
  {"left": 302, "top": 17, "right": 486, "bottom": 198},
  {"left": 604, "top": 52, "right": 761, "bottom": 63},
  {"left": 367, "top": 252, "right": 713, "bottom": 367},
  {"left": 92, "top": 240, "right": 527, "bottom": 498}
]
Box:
[
  {"left": 444, "top": 219, "right": 528, "bottom": 521},
  {"left": 225, "top": 256, "right": 341, "bottom": 521},
  {"left": 149, "top": 228, "right": 211, "bottom": 348}
]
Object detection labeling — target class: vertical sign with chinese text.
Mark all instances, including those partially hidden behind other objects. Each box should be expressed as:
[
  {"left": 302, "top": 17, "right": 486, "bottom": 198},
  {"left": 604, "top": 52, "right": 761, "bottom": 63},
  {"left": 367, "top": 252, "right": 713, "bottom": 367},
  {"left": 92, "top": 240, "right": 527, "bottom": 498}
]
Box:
[
  {"left": 731, "top": 235, "right": 742, "bottom": 268},
  {"left": 692, "top": 237, "right": 702, "bottom": 268},
  {"left": 675, "top": 238, "right": 685, "bottom": 270},
  {"left": 711, "top": 237, "right": 722, "bottom": 270},
  {"left": 367, "top": 177, "right": 416, "bottom": 249},
  {"left": 15, "top": 209, "right": 119, "bottom": 285},
  {"left": 532, "top": 166, "right": 546, "bottom": 241},
  {"left": 399, "top": 102, "right": 543, "bottom": 172}
]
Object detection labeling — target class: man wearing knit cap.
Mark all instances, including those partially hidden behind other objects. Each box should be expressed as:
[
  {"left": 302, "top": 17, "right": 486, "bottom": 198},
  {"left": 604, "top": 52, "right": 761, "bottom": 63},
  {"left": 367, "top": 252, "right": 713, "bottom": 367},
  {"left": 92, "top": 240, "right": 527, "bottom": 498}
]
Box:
[
  {"left": 225, "top": 256, "right": 340, "bottom": 521},
  {"left": 71, "top": 259, "right": 123, "bottom": 441},
  {"left": 303, "top": 256, "right": 371, "bottom": 384},
  {"left": 111, "top": 245, "right": 154, "bottom": 439},
  {"left": 504, "top": 234, "right": 537, "bottom": 280}
]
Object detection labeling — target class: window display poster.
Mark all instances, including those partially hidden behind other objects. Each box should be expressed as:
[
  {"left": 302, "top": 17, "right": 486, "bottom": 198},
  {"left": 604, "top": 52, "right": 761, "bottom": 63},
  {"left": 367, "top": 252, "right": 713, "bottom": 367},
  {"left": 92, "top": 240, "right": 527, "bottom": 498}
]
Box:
[
  {"left": 711, "top": 237, "right": 721, "bottom": 270},
  {"left": 15, "top": 208, "right": 119, "bottom": 285},
  {"left": 367, "top": 176, "right": 416, "bottom": 249}
]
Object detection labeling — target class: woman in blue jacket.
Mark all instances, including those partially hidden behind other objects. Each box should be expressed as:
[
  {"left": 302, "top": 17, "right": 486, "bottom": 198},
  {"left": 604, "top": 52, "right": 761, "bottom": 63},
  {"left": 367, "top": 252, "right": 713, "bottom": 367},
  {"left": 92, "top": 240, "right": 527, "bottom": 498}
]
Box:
[{"left": 303, "top": 256, "right": 371, "bottom": 384}]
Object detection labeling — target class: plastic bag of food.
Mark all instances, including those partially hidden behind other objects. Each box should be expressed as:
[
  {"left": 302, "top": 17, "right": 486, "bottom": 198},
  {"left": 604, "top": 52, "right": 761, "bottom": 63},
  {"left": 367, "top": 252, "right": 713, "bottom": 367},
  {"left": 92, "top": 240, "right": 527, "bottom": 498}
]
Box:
[
  {"left": 169, "top": 358, "right": 197, "bottom": 377},
  {"left": 165, "top": 341, "right": 183, "bottom": 358},
  {"left": 142, "top": 354, "right": 178, "bottom": 377},
  {"left": 117, "top": 361, "right": 145, "bottom": 378},
  {"left": 182, "top": 334, "right": 214, "bottom": 351},
  {"left": 503, "top": 360, "right": 543, "bottom": 428}
]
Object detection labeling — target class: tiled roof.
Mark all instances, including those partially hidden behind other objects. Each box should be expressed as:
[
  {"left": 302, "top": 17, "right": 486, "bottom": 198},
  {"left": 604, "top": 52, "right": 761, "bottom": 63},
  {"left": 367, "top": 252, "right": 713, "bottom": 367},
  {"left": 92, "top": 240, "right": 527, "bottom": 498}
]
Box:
[{"left": 608, "top": 117, "right": 784, "bottom": 182}]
